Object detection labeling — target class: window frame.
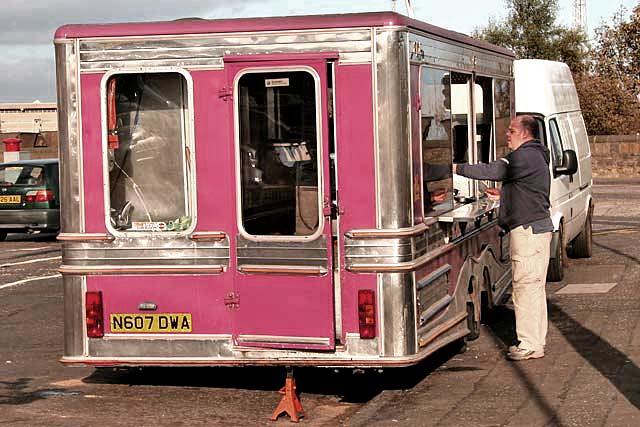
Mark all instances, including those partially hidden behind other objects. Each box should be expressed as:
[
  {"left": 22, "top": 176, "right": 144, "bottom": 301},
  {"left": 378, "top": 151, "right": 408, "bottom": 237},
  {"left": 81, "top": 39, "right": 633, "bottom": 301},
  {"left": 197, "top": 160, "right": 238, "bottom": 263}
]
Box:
[
  {"left": 473, "top": 73, "right": 497, "bottom": 165},
  {"left": 232, "top": 65, "right": 326, "bottom": 242},
  {"left": 547, "top": 117, "right": 565, "bottom": 170},
  {"left": 418, "top": 64, "right": 456, "bottom": 217},
  {"left": 99, "top": 67, "right": 197, "bottom": 237},
  {"left": 493, "top": 77, "right": 514, "bottom": 161}
]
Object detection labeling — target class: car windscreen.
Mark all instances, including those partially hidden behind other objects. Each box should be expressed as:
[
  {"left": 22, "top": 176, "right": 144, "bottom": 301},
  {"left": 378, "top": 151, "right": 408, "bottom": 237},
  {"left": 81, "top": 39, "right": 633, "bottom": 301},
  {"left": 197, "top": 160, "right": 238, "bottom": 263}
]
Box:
[{"left": 0, "top": 166, "right": 46, "bottom": 186}]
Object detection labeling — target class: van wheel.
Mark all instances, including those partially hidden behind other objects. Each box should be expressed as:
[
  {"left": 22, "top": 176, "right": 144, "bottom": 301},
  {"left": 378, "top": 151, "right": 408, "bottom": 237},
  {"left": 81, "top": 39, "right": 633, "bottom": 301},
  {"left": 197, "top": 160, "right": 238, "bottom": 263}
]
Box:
[
  {"left": 466, "top": 302, "right": 480, "bottom": 341},
  {"left": 569, "top": 210, "right": 593, "bottom": 258},
  {"left": 547, "top": 225, "right": 565, "bottom": 282}
]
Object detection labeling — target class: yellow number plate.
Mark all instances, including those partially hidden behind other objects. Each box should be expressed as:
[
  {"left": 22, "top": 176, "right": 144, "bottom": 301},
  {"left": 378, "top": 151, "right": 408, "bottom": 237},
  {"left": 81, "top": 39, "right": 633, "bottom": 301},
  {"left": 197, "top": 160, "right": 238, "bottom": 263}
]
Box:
[
  {"left": 0, "top": 195, "right": 20, "bottom": 203},
  {"left": 110, "top": 313, "right": 192, "bottom": 333}
]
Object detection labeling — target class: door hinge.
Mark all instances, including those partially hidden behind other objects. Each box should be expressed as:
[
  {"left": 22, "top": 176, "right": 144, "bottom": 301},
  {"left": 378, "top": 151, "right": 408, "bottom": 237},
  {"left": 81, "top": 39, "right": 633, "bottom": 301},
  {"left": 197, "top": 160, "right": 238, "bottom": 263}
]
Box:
[
  {"left": 218, "top": 87, "right": 233, "bottom": 101},
  {"left": 224, "top": 292, "right": 240, "bottom": 310}
]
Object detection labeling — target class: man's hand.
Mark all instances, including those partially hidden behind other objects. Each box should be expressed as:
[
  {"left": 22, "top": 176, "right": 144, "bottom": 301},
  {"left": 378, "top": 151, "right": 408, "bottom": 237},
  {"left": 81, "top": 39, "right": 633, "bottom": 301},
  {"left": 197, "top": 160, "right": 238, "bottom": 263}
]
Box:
[
  {"left": 431, "top": 188, "right": 447, "bottom": 203},
  {"left": 485, "top": 188, "right": 501, "bottom": 201}
]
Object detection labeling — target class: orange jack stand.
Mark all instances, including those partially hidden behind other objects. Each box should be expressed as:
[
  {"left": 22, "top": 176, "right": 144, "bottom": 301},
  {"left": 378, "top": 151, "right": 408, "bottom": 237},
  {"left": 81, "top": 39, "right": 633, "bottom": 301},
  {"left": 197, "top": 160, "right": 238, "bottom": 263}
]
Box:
[{"left": 271, "top": 368, "right": 304, "bottom": 423}]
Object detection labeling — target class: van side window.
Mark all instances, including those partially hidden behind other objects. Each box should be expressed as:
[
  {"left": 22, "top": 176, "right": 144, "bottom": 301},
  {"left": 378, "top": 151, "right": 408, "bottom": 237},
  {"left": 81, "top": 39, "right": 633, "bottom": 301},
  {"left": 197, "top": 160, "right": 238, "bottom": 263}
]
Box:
[
  {"left": 420, "top": 67, "right": 454, "bottom": 215},
  {"left": 474, "top": 76, "right": 494, "bottom": 164},
  {"left": 548, "top": 118, "right": 564, "bottom": 168},
  {"left": 493, "top": 79, "right": 512, "bottom": 160},
  {"left": 451, "top": 72, "right": 471, "bottom": 165},
  {"left": 237, "top": 70, "right": 321, "bottom": 237},
  {"left": 105, "top": 72, "right": 194, "bottom": 233},
  {"left": 532, "top": 117, "right": 546, "bottom": 146}
]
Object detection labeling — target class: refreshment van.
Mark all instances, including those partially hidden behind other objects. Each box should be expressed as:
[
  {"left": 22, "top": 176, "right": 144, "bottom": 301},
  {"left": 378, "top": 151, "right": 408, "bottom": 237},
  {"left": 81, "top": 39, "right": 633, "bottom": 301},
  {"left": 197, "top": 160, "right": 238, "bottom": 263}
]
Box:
[{"left": 55, "top": 12, "right": 515, "bottom": 369}]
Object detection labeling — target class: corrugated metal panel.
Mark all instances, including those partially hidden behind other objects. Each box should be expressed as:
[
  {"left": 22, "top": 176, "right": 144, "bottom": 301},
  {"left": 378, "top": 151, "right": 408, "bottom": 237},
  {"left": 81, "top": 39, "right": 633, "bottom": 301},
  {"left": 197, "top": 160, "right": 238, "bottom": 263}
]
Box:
[{"left": 77, "top": 29, "right": 373, "bottom": 71}]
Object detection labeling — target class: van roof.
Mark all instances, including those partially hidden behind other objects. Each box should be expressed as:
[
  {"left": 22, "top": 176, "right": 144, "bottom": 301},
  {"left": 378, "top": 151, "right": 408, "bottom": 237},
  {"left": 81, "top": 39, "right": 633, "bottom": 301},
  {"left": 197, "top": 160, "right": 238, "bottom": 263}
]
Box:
[
  {"left": 54, "top": 12, "right": 514, "bottom": 58},
  {"left": 514, "top": 59, "right": 581, "bottom": 117}
]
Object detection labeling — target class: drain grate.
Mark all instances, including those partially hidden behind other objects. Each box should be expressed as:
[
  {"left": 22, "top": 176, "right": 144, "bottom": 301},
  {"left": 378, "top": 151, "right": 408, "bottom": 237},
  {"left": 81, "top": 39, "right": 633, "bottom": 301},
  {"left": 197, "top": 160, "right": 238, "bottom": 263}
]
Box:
[{"left": 556, "top": 283, "right": 617, "bottom": 294}]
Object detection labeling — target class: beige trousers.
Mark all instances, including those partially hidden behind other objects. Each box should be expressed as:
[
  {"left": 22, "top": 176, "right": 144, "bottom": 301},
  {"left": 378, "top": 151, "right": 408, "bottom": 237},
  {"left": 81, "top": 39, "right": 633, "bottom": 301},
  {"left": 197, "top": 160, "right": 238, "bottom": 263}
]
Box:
[{"left": 509, "top": 225, "right": 552, "bottom": 353}]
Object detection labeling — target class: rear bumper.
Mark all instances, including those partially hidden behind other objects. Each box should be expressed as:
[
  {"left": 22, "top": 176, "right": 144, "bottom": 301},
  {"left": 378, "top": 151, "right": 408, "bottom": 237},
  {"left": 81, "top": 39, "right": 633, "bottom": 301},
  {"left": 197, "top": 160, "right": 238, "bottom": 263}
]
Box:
[{"left": 0, "top": 209, "right": 60, "bottom": 232}]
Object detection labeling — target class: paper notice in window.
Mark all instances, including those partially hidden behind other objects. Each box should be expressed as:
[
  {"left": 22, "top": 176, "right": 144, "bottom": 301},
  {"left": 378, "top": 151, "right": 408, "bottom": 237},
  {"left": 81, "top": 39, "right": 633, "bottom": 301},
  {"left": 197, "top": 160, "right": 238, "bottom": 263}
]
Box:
[
  {"left": 131, "top": 221, "right": 167, "bottom": 231},
  {"left": 265, "top": 78, "right": 290, "bottom": 88}
]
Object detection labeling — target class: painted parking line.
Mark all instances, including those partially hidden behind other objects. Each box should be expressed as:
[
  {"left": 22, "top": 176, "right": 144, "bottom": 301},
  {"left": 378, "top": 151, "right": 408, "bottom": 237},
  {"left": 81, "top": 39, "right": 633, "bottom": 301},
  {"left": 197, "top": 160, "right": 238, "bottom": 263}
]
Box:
[
  {"left": 0, "top": 256, "right": 61, "bottom": 269},
  {"left": 556, "top": 283, "right": 617, "bottom": 294},
  {"left": 593, "top": 229, "right": 638, "bottom": 236},
  {"left": 0, "top": 274, "right": 62, "bottom": 290}
]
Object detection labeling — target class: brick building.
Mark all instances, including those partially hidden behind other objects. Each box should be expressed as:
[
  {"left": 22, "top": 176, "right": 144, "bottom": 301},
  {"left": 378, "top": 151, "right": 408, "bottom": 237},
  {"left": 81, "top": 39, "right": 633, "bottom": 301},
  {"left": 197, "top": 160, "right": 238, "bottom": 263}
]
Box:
[{"left": 0, "top": 102, "right": 58, "bottom": 162}]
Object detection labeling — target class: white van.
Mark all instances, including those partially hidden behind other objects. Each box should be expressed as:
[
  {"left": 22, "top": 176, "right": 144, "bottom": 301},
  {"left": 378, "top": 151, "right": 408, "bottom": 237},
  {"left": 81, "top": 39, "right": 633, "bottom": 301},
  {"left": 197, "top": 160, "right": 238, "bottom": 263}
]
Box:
[{"left": 514, "top": 59, "right": 594, "bottom": 281}]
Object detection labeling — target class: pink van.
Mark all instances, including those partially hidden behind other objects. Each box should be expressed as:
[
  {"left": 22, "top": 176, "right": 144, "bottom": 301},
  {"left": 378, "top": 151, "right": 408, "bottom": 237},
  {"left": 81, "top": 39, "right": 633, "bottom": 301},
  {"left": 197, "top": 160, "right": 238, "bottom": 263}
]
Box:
[{"left": 55, "top": 12, "right": 514, "bottom": 368}]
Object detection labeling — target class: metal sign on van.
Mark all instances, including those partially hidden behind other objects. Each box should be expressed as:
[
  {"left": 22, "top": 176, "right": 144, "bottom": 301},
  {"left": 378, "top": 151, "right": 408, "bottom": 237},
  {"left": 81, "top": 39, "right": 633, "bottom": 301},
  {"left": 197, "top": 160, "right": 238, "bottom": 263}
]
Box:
[{"left": 265, "top": 78, "right": 290, "bottom": 88}]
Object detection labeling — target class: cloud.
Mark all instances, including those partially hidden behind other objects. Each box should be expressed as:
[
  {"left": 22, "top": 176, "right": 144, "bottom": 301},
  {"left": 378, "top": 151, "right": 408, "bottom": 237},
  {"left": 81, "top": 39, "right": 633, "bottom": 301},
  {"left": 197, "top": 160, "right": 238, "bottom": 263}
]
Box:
[
  {"left": 0, "top": 0, "right": 391, "bottom": 102},
  {"left": 0, "top": 1, "right": 262, "bottom": 45},
  {"left": 2, "top": 48, "right": 56, "bottom": 102}
]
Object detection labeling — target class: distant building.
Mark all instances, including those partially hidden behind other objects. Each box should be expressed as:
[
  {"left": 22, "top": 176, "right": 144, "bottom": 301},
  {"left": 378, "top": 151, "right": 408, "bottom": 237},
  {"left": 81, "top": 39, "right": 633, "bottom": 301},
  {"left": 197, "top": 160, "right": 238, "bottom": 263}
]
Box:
[{"left": 0, "top": 102, "right": 58, "bottom": 162}]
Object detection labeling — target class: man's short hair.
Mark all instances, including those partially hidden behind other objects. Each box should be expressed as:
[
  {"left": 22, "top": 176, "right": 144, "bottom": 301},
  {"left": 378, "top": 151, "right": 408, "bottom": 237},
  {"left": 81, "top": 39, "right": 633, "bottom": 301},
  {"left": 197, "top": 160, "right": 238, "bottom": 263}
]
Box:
[{"left": 517, "top": 115, "right": 537, "bottom": 138}]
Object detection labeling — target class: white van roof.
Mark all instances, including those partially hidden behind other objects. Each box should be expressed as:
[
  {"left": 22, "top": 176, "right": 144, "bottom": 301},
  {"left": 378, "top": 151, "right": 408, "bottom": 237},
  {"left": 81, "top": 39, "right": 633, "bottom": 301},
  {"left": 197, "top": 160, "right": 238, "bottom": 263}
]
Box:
[{"left": 514, "top": 59, "right": 581, "bottom": 117}]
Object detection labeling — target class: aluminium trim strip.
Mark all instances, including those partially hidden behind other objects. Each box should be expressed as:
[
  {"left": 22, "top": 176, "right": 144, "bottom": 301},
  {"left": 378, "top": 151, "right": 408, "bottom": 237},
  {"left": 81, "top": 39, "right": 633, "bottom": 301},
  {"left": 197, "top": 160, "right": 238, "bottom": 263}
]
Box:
[
  {"left": 190, "top": 231, "right": 227, "bottom": 241},
  {"left": 419, "top": 294, "right": 454, "bottom": 327},
  {"left": 59, "top": 314, "right": 468, "bottom": 367},
  {"left": 347, "top": 242, "right": 455, "bottom": 273},
  {"left": 345, "top": 222, "right": 428, "bottom": 239},
  {"left": 236, "top": 335, "right": 331, "bottom": 346},
  {"left": 418, "top": 311, "right": 467, "bottom": 348},
  {"left": 58, "top": 233, "right": 114, "bottom": 242},
  {"left": 237, "top": 264, "right": 328, "bottom": 275},
  {"left": 416, "top": 264, "right": 451, "bottom": 290},
  {"left": 59, "top": 265, "right": 225, "bottom": 275}
]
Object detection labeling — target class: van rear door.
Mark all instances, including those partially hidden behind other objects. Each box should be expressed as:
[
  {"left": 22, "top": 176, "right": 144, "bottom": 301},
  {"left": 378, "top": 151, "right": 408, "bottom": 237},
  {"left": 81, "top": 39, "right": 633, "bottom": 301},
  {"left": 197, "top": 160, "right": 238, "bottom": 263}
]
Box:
[{"left": 225, "top": 54, "right": 337, "bottom": 351}]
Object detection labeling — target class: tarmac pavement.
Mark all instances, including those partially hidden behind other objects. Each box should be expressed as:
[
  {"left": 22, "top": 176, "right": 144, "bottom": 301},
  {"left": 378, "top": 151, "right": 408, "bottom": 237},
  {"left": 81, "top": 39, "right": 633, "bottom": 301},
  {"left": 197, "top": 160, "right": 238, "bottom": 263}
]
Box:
[{"left": 346, "top": 183, "right": 640, "bottom": 427}]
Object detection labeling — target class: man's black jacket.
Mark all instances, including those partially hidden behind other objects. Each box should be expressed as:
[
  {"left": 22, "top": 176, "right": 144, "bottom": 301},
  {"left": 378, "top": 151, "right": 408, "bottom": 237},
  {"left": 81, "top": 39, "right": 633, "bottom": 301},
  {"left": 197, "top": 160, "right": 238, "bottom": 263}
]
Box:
[{"left": 456, "top": 139, "right": 551, "bottom": 231}]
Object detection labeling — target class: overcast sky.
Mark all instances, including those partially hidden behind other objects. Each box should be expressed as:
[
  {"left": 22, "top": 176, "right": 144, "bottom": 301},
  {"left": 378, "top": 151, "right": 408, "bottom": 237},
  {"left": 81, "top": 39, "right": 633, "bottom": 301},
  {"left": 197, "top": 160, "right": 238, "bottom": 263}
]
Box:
[{"left": 0, "top": 0, "right": 636, "bottom": 103}]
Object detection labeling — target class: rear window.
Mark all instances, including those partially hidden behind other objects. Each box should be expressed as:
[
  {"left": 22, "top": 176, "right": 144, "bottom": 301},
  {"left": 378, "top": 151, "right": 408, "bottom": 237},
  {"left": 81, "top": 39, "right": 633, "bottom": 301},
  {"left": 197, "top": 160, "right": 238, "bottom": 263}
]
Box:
[{"left": 0, "top": 166, "right": 45, "bottom": 186}]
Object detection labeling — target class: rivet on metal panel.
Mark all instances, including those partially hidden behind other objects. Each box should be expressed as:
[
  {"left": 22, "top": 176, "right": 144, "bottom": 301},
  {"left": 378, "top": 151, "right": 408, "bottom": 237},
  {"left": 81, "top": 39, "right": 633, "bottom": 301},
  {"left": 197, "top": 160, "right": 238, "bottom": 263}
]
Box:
[
  {"left": 224, "top": 292, "right": 240, "bottom": 310},
  {"left": 218, "top": 87, "right": 233, "bottom": 101}
]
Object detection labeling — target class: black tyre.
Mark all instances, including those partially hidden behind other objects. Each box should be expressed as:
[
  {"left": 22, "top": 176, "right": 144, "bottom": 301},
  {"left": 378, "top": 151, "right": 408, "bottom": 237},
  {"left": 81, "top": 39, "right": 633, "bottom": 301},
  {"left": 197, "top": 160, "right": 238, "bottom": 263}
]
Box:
[
  {"left": 466, "top": 302, "right": 480, "bottom": 341},
  {"left": 547, "top": 225, "right": 565, "bottom": 282},
  {"left": 569, "top": 211, "right": 593, "bottom": 258},
  {"left": 0, "top": 231, "right": 6, "bottom": 241}
]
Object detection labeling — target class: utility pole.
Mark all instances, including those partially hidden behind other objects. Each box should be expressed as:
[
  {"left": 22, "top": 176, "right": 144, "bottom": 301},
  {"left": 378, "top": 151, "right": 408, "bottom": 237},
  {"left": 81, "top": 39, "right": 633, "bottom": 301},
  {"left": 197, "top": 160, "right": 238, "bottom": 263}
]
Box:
[
  {"left": 572, "top": 0, "right": 587, "bottom": 33},
  {"left": 391, "top": 0, "right": 414, "bottom": 18}
]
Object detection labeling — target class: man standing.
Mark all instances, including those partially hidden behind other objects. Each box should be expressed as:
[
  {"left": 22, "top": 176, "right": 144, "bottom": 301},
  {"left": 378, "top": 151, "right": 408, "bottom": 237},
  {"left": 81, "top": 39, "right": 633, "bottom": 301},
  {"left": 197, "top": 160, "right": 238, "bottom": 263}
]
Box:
[{"left": 453, "top": 115, "right": 552, "bottom": 361}]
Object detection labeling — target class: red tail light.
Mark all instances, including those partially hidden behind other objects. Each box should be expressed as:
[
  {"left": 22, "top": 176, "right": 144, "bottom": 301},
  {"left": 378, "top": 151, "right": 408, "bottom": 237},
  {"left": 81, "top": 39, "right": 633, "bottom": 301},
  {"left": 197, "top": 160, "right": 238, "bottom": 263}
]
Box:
[
  {"left": 86, "top": 291, "right": 104, "bottom": 338},
  {"left": 358, "top": 290, "right": 376, "bottom": 339},
  {"left": 25, "top": 190, "right": 54, "bottom": 203}
]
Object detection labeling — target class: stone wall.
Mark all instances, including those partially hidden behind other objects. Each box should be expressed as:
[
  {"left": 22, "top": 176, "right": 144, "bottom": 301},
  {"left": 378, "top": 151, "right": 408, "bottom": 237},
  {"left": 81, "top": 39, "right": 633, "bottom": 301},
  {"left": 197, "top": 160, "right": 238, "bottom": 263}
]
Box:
[{"left": 590, "top": 135, "right": 640, "bottom": 178}]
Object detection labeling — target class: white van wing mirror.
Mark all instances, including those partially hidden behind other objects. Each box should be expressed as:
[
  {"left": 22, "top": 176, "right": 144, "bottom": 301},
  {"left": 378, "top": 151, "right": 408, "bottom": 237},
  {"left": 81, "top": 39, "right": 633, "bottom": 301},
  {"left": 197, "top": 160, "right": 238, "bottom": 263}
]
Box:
[{"left": 554, "top": 149, "right": 578, "bottom": 176}]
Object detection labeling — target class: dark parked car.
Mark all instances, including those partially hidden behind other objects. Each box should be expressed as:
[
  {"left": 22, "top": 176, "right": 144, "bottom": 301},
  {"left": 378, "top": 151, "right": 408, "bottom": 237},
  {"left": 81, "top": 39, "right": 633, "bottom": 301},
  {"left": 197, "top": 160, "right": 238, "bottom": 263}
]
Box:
[{"left": 0, "top": 159, "right": 60, "bottom": 240}]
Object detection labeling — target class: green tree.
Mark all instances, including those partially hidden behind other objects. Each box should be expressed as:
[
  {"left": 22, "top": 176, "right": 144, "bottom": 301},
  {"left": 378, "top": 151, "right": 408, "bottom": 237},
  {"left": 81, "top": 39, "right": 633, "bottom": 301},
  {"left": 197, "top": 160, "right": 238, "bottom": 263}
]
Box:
[
  {"left": 592, "top": 6, "right": 640, "bottom": 104},
  {"left": 576, "top": 5, "right": 640, "bottom": 135},
  {"left": 472, "top": 0, "right": 588, "bottom": 73}
]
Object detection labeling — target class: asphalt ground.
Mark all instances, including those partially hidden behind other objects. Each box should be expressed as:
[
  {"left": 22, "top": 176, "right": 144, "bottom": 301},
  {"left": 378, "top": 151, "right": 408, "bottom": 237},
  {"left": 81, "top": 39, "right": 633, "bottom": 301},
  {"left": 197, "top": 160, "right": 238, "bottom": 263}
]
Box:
[
  {"left": 1, "top": 182, "right": 639, "bottom": 426},
  {"left": 347, "top": 182, "right": 640, "bottom": 426}
]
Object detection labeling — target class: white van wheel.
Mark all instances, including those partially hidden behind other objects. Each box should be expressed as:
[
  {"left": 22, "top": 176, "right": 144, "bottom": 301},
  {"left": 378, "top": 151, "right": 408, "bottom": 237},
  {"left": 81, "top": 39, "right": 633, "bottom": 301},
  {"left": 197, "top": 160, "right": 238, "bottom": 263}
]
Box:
[
  {"left": 569, "top": 210, "right": 593, "bottom": 258},
  {"left": 547, "top": 225, "right": 565, "bottom": 282}
]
